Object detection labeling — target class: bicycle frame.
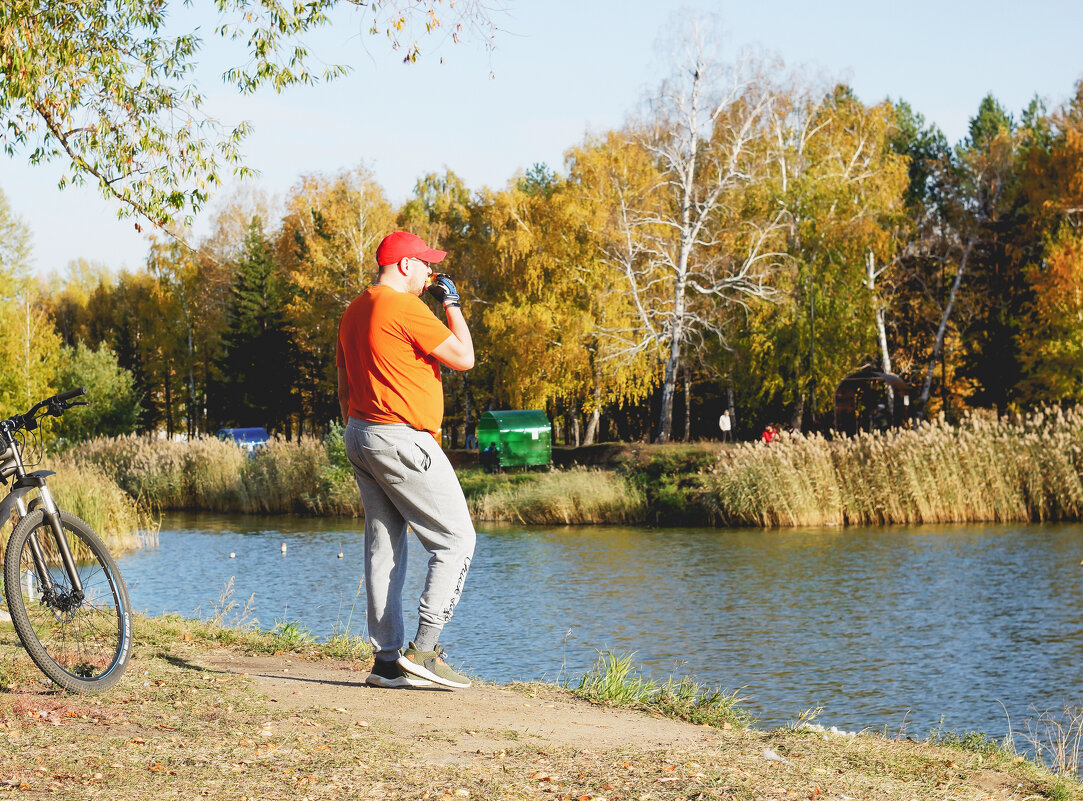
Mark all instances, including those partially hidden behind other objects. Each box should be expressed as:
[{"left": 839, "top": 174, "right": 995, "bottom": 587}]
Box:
[{"left": 0, "top": 420, "right": 84, "bottom": 601}]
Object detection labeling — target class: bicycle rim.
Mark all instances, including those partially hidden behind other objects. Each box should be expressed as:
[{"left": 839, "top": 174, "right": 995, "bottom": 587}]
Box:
[{"left": 4, "top": 510, "right": 132, "bottom": 693}]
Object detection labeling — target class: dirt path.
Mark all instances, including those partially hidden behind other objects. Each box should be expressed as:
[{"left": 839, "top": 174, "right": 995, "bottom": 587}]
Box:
[
  {"left": 202, "top": 651, "right": 723, "bottom": 763},
  {"left": 0, "top": 623, "right": 1071, "bottom": 800}
]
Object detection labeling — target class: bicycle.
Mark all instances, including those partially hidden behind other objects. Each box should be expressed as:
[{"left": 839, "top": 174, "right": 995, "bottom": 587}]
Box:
[{"left": 0, "top": 387, "right": 132, "bottom": 693}]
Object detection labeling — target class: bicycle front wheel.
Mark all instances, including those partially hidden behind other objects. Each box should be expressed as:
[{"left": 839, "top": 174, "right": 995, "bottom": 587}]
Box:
[{"left": 3, "top": 510, "right": 132, "bottom": 693}]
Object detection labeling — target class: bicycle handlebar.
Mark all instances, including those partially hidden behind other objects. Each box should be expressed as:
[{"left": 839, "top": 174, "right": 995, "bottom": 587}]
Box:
[
  {"left": 54, "top": 386, "right": 87, "bottom": 403},
  {"left": 1, "top": 388, "right": 90, "bottom": 433}
]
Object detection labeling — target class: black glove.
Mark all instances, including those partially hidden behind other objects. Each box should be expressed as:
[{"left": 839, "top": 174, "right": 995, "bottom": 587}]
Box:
[{"left": 426, "top": 273, "right": 461, "bottom": 308}]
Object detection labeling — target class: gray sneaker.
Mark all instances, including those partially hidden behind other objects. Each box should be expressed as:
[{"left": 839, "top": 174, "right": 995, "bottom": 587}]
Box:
[
  {"left": 397, "top": 642, "right": 471, "bottom": 689},
  {"left": 365, "top": 657, "right": 433, "bottom": 689}
]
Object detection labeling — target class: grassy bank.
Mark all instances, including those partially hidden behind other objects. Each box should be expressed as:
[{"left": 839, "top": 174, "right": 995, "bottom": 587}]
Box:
[
  {"left": 0, "top": 614, "right": 1077, "bottom": 800},
  {"left": 465, "top": 408, "right": 1083, "bottom": 527},
  {"left": 65, "top": 432, "right": 649, "bottom": 526},
  {"left": 461, "top": 467, "right": 647, "bottom": 525},
  {"left": 54, "top": 406, "right": 1083, "bottom": 529},
  {"left": 65, "top": 431, "right": 361, "bottom": 517}
]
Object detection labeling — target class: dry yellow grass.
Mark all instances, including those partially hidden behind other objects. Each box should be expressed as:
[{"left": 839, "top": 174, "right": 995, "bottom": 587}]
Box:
[
  {"left": 703, "top": 407, "right": 1083, "bottom": 527},
  {"left": 470, "top": 467, "right": 645, "bottom": 524},
  {"left": 63, "top": 433, "right": 362, "bottom": 516}
]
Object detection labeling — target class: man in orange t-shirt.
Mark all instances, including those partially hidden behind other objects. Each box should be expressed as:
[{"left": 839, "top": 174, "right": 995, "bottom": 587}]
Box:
[{"left": 337, "top": 231, "right": 476, "bottom": 690}]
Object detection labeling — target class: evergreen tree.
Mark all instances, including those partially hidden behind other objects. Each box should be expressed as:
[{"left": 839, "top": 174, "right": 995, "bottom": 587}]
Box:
[
  {"left": 956, "top": 95, "right": 1030, "bottom": 412},
  {"left": 213, "top": 218, "right": 294, "bottom": 432}
]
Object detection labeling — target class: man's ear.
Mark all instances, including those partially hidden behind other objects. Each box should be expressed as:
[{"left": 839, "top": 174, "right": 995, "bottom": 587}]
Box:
[{"left": 397, "top": 258, "right": 411, "bottom": 276}]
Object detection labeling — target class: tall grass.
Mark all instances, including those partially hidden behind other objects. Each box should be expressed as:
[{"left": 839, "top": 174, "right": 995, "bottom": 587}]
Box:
[
  {"left": 49, "top": 406, "right": 1083, "bottom": 529},
  {"left": 47, "top": 459, "right": 158, "bottom": 552},
  {"left": 703, "top": 407, "right": 1083, "bottom": 527},
  {"left": 65, "top": 434, "right": 361, "bottom": 516},
  {"left": 0, "top": 459, "right": 155, "bottom": 559},
  {"left": 1022, "top": 705, "right": 1083, "bottom": 778},
  {"left": 469, "top": 467, "right": 645, "bottom": 524}
]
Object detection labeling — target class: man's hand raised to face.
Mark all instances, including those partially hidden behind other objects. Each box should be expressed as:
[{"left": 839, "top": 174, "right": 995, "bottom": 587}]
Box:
[{"left": 426, "top": 274, "right": 461, "bottom": 308}]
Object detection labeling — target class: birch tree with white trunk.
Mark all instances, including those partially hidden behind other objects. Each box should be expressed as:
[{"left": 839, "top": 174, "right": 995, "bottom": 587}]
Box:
[{"left": 595, "top": 17, "right": 788, "bottom": 443}]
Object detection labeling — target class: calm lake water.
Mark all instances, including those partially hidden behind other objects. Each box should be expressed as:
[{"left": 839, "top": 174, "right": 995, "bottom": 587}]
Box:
[{"left": 118, "top": 513, "right": 1083, "bottom": 738}]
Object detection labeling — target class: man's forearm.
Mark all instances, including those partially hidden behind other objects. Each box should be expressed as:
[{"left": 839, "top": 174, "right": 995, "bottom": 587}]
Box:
[{"left": 445, "top": 306, "right": 474, "bottom": 364}]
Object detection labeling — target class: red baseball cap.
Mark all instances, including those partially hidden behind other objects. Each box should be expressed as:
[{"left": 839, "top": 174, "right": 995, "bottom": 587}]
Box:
[{"left": 375, "top": 231, "right": 447, "bottom": 267}]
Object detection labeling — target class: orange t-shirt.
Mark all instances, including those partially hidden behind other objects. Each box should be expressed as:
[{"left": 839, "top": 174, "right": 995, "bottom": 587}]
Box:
[{"left": 336, "top": 285, "right": 452, "bottom": 436}]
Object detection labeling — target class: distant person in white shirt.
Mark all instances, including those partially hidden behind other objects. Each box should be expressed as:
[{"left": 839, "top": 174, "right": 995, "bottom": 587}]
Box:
[{"left": 719, "top": 409, "right": 732, "bottom": 442}]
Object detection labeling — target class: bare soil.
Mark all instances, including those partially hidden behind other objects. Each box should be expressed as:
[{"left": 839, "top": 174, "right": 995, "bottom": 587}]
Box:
[{"left": 202, "top": 651, "right": 723, "bottom": 762}]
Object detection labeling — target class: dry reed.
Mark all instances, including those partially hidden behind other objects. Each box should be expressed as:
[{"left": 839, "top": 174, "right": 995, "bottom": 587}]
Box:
[
  {"left": 1022, "top": 705, "right": 1083, "bottom": 778},
  {"left": 0, "top": 459, "right": 155, "bottom": 561},
  {"left": 470, "top": 467, "right": 645, "bottom": 525},
  {"left": 63, "top": 434, "right": 361, "bottom": 516},
  {"left": 703, "top": 406, "right": 1083, "bottom": 527}
]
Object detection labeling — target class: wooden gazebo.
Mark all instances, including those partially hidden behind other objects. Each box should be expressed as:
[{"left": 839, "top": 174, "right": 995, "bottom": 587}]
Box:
[{"left": 833, "top": 364, "right": 911, "bottom": 435}]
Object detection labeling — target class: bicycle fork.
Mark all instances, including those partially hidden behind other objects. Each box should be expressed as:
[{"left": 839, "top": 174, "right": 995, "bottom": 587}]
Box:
[{"left": 17, "top": 486, "right": 85, "bottom": 604}]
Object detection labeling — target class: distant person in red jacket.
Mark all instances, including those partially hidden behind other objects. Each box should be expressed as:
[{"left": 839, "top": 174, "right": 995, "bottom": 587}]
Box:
[{"left": 762, "top": 425, "right": 778, "bottom": 444}]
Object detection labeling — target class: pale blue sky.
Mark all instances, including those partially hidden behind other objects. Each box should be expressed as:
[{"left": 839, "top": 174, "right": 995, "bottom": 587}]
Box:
[{"left": 3, "top": 0, "right": 1082, "bottom": 276}]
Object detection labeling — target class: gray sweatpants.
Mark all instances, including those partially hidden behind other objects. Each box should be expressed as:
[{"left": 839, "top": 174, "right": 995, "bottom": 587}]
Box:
[{"left": 344, "top": 418, "right": 476, "bottom": 659}]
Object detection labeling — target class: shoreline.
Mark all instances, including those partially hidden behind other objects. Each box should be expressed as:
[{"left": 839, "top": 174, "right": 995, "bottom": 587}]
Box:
[{"left": 0, "top": 615, "right": 1078, "bottom": 800}]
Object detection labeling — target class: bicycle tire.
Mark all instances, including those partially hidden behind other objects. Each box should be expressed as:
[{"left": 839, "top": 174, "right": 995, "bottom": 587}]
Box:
[{"left": 3, "top": 510, "right": 132, "bottom": 693}]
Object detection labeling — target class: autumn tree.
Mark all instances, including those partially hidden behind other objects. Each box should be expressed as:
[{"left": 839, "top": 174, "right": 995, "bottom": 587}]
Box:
[
  {"left": 908, "top": 95, "right": 1022, "bottom": 416},
  {"left": 1016, "top": 82, "right": 1083, "bottom": 401},
  {"left": 744, "top": 84, "right": 908, "bottom": 429},
  {"left": 36, "top": 260, "right": 117, "bottom": 347},
  {"left": 885, "top": 100, "right": 955, "bottom": 393},
  {"left": 0, "top": 187, "right": 62, "bottom": 416},
  {"left": 276, "top": 166, "right": 394, "bottom": 431},
  {"left": 588, "top": 20, "right": 787, "bottom": 442},
  {"left": 396, "top": 171, "right": 482, "bottom": 442},
  {"left": 146, "top": 237, "right": 220, "bottom": 437},
  {"left": 0, "top": 0, "right": 501, "bottom": 227},
  {"left": 0, "top": 186, "right": 32, "bottom": 298},
  {"left": 560, "top": 140, "right": 675, "bottom": 442}
]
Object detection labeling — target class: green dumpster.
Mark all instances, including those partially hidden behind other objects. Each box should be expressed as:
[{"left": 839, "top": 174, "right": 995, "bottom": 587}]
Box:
[{"left": 476, "top": 410, "right": 551, "bottom": 469}]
